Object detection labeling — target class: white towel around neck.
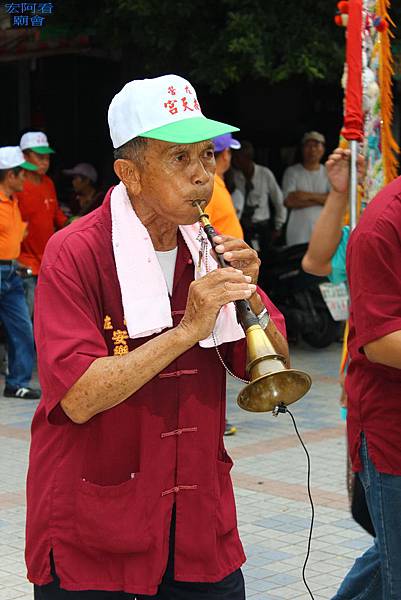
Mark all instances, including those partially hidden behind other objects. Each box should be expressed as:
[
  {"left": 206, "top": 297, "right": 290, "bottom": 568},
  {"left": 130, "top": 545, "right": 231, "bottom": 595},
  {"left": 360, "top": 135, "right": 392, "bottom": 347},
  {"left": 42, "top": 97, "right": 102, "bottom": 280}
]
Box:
[{"left": 110, "top": 182, "right": 245, "bottom": 348}]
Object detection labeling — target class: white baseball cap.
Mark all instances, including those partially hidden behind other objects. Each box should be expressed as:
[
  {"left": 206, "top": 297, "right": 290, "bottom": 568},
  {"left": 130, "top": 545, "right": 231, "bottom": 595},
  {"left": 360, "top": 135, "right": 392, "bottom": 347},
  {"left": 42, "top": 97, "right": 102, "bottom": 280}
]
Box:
[
  {"left": 63, "top": 163, "right": 98, "bottom": 183},
  {"left": 0, "top": 146, "right": 38, "bottom": 171},
  {"left": 20, "top": 131, "right": 55, "bottom": 154},
  {"left": 302, "top": 131, "right": 326, "bottom": 145},
  {"left": 108, "top": 74, "right": 239, "bottom": 149}
]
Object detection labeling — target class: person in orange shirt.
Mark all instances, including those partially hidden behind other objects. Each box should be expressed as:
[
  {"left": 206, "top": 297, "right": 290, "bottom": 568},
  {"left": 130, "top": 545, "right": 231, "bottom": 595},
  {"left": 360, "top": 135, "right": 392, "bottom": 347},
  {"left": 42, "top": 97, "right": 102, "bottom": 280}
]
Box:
[
  {"left": 207, "top": 134, "right": 243, "bottom": 437},
  {"left": 206, "top": 134, "right": 243, "bottom": 240},
  {"left": 17, "top": 131, "right": 67, "bottom": 315},
  {"left": 0, "top": 147, "right": 40, "bottom": 399}
]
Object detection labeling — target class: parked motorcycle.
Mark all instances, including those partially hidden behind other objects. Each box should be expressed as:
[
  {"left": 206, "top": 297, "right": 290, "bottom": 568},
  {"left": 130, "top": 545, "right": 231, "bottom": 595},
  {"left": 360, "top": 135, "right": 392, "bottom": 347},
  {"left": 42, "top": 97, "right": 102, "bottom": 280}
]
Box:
[{"left": 259, "top": 243, "right": 342, "bottom": 348}]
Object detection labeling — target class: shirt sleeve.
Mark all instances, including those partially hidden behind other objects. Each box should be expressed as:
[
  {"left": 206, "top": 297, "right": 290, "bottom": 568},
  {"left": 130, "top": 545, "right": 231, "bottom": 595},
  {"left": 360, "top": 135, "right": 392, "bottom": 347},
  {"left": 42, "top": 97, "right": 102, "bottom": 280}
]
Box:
[
  {"left": 282, "top": 166, "right": 297, "bottom": 200},
  {"left": 34, "top": 264, "right": 108, "bottom": 423},
  {"left": 349, "top": 227, "right": 401, "bottom": 351},
  {"left": 50, "top": 180, "right": 68, "bottom": 229},
  {"left": 232, "top": 189, "right": 245, "bottom": 219},
  {"left": 258, "top": 286, "right": 287, "bottom": 338},
  {"left": 328, "top": 226, "right": 349, "bottom": 285},
  {"left": 323, "top": 167, "right": 331, "bottom": 193},
  {"left": 17, "top": 205, "right": 27, "bottom": 242},
  {"left": 55, "top": 205, "right": 68, "bottom": 229},
  {"left": 267, "top": 170, "right": 287, "bottom": 228}
]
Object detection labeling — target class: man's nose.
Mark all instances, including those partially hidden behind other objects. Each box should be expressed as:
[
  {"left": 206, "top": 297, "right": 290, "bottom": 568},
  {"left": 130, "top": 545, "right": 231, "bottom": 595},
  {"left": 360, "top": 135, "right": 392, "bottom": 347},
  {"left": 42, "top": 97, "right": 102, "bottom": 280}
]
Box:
[{"left": 191, "top": 159, "right": 211, "bottom": 186}]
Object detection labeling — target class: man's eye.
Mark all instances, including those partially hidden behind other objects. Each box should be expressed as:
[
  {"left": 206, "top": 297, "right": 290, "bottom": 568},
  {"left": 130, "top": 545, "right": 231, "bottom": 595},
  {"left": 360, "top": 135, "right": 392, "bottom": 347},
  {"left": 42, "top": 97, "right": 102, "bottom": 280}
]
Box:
[
  {"left": 175, "top": 154, "right": 187, "bottom": 162},
  {"left": 203, "top": 150, "right": 215, "bottom": 159}
]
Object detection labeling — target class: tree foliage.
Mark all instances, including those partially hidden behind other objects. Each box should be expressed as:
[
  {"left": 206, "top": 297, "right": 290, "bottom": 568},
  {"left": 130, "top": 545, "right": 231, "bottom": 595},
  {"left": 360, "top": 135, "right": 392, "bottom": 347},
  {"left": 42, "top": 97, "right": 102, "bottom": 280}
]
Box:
[{"left": 57, "top": 0, "right": 351, "bottom": 92}]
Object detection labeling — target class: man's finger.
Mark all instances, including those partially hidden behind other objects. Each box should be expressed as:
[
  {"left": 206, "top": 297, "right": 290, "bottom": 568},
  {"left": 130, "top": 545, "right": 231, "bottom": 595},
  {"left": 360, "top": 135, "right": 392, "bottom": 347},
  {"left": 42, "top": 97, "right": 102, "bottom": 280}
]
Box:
[
  {"left": 222, "top": 249, "right": 258, "bottom": 262},
  {"left": 213, "top": 234, "right": 235, "bottom": 244},
  {"left": 205, "top": 267, "right": 251, "bottom": 283},
  {"left": 215, "top": 239, "right": 249, "bottom": 254}
]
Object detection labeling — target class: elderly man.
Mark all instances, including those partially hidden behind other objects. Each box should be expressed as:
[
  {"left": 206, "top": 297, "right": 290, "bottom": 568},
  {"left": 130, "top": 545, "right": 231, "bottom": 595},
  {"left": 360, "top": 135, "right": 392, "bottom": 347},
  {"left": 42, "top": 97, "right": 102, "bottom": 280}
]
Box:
[{"left": 26, "top": 75, "right": 288, "bottom": 600}]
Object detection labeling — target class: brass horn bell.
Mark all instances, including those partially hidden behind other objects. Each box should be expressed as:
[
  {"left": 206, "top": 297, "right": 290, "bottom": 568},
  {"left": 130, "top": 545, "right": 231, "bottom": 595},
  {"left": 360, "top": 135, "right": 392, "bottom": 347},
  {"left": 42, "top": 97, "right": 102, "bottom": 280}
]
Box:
[
  {"left": 237, "top": 324, "right": 312, "bottom": 413},
  {"left": 191, "top": 200, "right": 311, "bottom": 413}
]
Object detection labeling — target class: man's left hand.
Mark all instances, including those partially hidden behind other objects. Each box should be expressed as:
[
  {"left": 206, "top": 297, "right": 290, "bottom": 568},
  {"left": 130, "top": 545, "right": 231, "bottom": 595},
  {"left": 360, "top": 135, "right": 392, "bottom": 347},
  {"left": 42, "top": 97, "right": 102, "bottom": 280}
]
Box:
[{"left": 213, "top": 235, "right": 261, "bottom": 285}]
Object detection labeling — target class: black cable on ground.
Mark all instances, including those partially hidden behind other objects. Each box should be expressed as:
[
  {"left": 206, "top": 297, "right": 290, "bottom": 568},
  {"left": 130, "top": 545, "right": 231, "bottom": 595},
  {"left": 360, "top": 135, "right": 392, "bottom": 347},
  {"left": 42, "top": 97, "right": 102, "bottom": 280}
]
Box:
[{"left": 285, "top": 407, "right": 315, "bottom": 600}]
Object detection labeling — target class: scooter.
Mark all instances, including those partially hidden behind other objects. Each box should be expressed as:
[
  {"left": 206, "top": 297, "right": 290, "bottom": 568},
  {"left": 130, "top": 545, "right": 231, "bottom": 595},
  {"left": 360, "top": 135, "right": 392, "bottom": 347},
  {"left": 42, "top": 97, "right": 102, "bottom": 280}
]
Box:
[{"left": 259, "top": 243, "right": 342, "bottom": 348}]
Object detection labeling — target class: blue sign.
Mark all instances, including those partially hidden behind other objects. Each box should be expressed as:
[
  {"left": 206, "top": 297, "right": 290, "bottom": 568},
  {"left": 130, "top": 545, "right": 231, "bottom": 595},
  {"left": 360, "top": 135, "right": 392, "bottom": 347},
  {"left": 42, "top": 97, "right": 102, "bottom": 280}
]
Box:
[{"left": 5, "top": 2, "right": 54, "bottom": 26}]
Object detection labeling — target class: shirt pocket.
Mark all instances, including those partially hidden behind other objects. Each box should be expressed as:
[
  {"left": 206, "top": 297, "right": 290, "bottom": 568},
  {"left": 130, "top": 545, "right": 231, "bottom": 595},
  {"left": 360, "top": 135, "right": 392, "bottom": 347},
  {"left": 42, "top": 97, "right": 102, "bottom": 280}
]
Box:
[
  {"left": 75, "top": 473, "right": 151, "bottom": 554},
  {"left": 215, "top": 455, "right": 237, "bottom": 536}
]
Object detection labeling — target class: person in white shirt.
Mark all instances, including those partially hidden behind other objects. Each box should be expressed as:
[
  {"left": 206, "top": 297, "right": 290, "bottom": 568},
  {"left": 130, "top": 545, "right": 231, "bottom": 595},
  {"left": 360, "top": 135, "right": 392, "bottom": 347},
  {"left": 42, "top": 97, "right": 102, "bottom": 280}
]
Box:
[
  {"left": 283, "top": 131, "right": 330, "bottom": 247},
  {"left": 232, "top": 141, "right": 286, "bottom": 261}
]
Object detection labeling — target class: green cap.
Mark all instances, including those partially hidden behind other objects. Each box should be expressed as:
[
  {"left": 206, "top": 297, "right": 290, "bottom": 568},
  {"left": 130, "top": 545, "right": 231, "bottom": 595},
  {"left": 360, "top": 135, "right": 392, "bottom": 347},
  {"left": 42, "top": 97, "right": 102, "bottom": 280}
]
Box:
[
  {"left": 28, "top": 146, "right": 55, "bottom": 155},
  {"left": 20, "top": 132, "right": 55, "bottom": 155},
  {"left": 140, "top": 117, "right": 239, "bottom": 144},
  {"left": 21, "top": 160, "right": 38, "bottom": 171},
  {"left": 0, "top": 147, "right": 38, "bottom": 172}
]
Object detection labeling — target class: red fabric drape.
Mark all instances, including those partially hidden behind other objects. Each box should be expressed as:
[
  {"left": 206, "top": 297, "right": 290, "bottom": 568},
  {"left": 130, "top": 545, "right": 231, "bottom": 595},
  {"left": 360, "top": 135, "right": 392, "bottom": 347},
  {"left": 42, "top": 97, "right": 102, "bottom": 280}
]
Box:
[{"left": 342, "top": 0, "right": 364, "bottom": 141}]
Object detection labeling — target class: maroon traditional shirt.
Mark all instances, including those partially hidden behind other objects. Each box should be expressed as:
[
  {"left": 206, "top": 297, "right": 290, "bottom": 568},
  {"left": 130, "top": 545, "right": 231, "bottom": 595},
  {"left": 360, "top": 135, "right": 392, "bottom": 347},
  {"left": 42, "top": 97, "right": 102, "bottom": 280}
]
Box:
[
  {"left": 26, "top": 189, "right": 286, "bottom": 595},
  {"left": 346, "top": 176, "right": 401, "bottom": 475}
]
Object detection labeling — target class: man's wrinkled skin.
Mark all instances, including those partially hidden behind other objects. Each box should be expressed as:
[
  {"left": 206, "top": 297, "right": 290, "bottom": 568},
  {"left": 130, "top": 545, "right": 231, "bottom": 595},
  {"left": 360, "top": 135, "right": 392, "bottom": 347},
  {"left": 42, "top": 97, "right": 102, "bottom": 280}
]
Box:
[{"left": 61, "top": 138, "right": 289, "bottom": 424}]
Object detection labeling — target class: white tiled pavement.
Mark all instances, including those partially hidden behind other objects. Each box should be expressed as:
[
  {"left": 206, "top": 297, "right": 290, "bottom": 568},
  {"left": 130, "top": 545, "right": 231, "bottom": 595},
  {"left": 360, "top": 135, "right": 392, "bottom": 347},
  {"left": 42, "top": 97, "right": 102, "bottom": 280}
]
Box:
[{"left": 0, "top": 341, "right": 371, "bottom": 599}]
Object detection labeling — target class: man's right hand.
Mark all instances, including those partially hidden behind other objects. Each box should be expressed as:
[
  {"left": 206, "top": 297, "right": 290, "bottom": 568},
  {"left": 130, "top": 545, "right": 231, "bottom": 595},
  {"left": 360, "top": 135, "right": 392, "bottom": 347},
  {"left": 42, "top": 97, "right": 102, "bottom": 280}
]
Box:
[{"left": 178, "top": 267, "right": 256, "bottom": 343}]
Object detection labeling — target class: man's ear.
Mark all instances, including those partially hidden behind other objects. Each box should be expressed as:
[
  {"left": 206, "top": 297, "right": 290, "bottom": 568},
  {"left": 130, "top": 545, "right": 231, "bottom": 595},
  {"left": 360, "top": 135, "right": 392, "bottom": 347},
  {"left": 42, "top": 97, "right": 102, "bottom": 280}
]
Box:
[
  {"left": 6, "top": 170, "right": 13, "bottom": 186},
  {"left": 114, "top": 159, "right": 141, "bottom": 196}
]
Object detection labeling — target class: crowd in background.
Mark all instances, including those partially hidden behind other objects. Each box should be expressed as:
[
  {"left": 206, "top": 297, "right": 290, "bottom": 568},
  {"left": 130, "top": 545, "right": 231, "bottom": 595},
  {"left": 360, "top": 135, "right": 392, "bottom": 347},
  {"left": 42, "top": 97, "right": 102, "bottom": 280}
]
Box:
[{"left": 0, "top": 127, "right": 330, "bottom": 401}]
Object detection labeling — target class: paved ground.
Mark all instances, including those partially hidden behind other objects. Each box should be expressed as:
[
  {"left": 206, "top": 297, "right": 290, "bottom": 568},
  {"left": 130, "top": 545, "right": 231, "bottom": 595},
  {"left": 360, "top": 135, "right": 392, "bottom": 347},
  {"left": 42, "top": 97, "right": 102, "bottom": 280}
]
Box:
[{"left": 0, "top": 341, "right": 371, "bottom": 600}]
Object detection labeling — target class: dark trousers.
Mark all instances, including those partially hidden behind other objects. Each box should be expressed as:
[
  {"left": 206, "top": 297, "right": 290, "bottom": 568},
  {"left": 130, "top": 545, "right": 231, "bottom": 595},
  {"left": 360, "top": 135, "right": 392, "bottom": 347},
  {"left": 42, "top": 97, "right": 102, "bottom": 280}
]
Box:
[
  {"left": 34, "top": 558, "right": 245, "bottom": 600},
  {"left": 34, "top": 511, "right": 245, "bottom": 600}
]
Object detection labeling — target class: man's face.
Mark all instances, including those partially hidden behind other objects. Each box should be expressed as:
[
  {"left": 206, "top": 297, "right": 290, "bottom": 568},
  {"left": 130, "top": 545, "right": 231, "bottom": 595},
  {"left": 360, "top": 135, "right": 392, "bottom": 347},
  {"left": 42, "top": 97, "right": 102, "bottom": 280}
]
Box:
[
  {"left": 302, "top": 140, "right": 325, "bottom": 164},
  {"left": 72, "top": 175, "right": 86, "bottom": 193},
  {"left": 9, "top": 169, "right": 25, "bottom": 193},
  {"left": 24, "top": 150, "right": 50, "bottom": 176},
  {"left": 127, "top": 139, "right": 216, "bottom": 225}
]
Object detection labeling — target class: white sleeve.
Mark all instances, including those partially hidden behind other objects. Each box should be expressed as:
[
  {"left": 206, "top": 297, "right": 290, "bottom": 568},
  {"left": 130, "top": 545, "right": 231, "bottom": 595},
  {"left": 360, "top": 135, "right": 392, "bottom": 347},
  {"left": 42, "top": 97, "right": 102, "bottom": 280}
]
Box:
[
  {"left": 231, "top": 189, "right": 245, "bottom": 219},
  {"left": 267, "top": 170, "right": 287, "bottom": 228},
  {"left": 282, "top": 166, "right": 297, "bottom": 200},
  {"left": 322, "top": 166, "right": 331, "bottom": 193}
]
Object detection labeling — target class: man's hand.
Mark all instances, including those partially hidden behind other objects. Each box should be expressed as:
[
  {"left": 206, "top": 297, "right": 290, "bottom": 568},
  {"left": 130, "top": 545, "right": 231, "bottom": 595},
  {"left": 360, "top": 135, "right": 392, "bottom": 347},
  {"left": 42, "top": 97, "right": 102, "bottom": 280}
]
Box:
[
  {"left": 179, "top": 268, "right": 256, "bottom": 343},
  {"left": 213, "top": 235, "right": 261, "bottom": 285},
  {"left": 326, "top": 147, "right": 365, "bottom": 194}
]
